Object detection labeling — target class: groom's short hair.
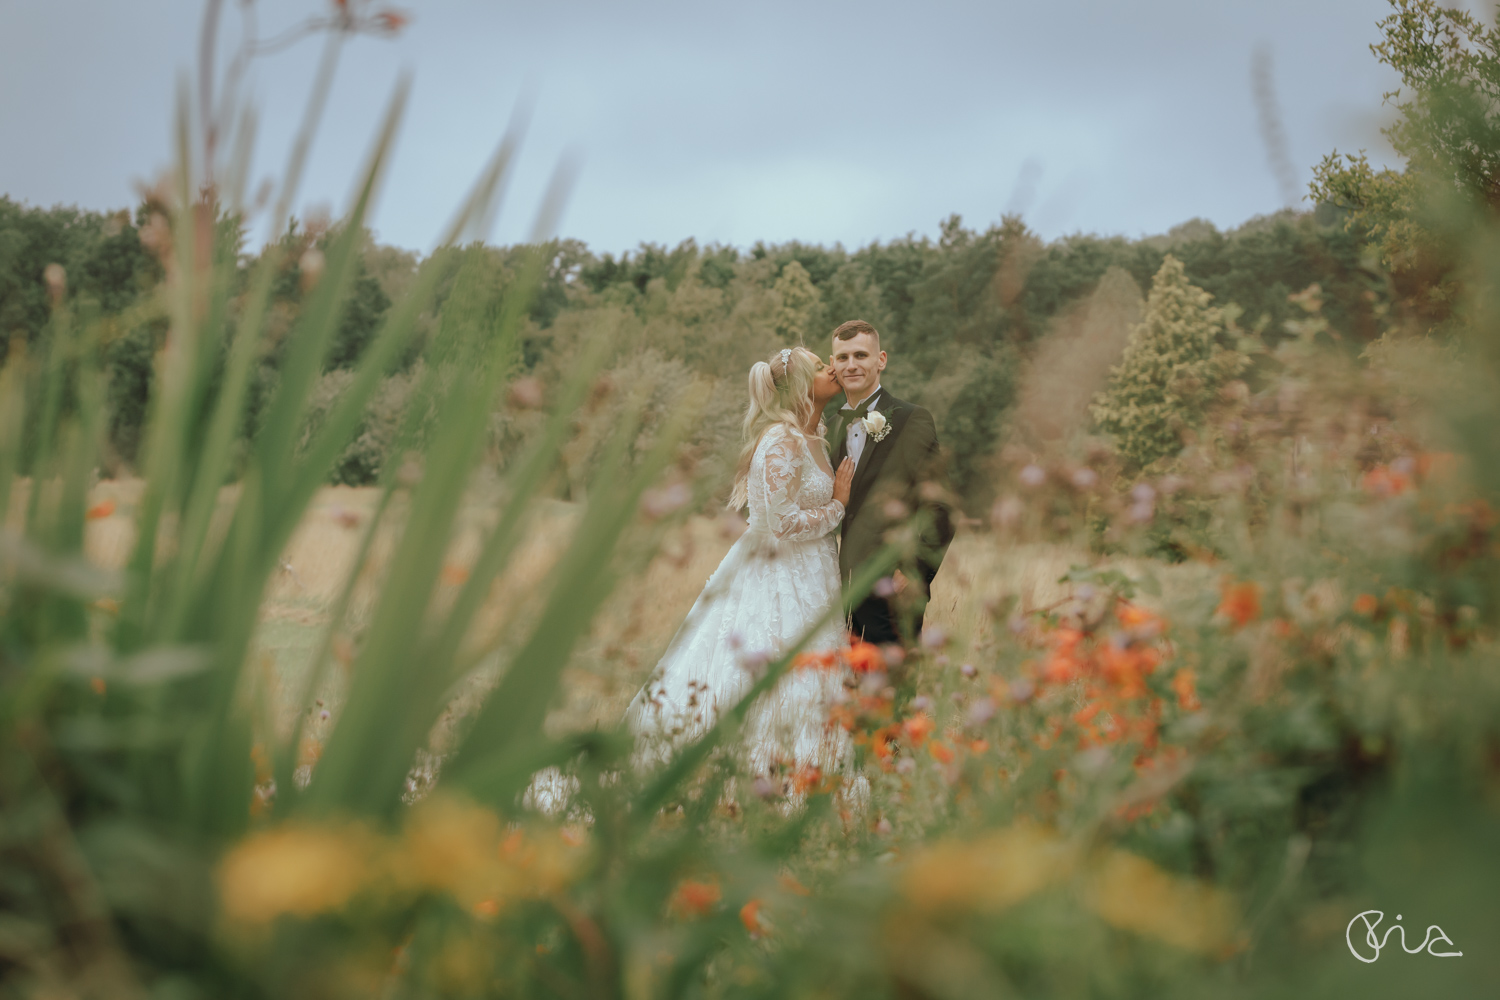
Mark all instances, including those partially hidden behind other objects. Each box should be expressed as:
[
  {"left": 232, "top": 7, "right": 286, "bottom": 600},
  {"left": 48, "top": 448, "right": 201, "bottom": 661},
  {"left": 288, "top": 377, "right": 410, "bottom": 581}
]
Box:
[{"left": 832, "top": 319, "right": 881, "bottom": 349}]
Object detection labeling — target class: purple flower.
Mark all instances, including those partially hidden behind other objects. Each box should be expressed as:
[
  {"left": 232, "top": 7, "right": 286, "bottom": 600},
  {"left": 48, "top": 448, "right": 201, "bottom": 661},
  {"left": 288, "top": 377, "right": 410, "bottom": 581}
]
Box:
[
  {"left": 737, "top": 648, "right": 771, "bottom": 679},
  {"left": 960, "top": 662, "right": 977, "bottom": 679},
  {"left": 1008, "top": 679, "right": 1035, "bottom": 704},
  {"left": 1019, "top": 464, "right": 1046, "bottom": 488},
  {"left": 966, "top": 697, "right": 997, "bottom": 727},
  {"left": 991, "top": 495, "right": 1023, "bottom": 529},
  {"left": 640, "top": 482, "right": 693, "bottom": 519}
]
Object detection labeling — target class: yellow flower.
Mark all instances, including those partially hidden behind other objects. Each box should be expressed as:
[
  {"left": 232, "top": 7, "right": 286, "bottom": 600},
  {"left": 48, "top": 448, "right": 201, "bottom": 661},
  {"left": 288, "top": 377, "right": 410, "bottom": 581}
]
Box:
[
  {"left": 399, "top": 796, "right": 584, "bottom": 911},
  {"left": 900, "top": 822, "right": 1075, "bottom": 914},
  {"left": 1084, "top": 850, "right": 1240, "bottom": 955},
  {"left": 400, "top": 794, "right": 506, "bottom": 906},
  {"left": 217, "top": 824, "right": 377, "bottom": 925}
]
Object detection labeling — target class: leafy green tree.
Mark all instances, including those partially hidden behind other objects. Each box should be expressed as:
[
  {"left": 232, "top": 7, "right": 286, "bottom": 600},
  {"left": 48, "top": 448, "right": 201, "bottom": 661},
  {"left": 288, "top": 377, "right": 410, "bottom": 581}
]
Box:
[
  {"left": 941, "top": 351, "right": 1018, "bottom": 500},
  {"left": 1309, "top": 0, "right": 1500, "bottom": 325},
  {"left": 1092, "top": 255, "right": 1244, "bottom": 469},
  {"left": 325, "top": 258, "right": 392, "bottom": 370},
  {"left": 771, "top": 260, "right": 820, "bottom": 344},
  {"left": 816, "top": 260, "right": 893, "bottom": 345}
]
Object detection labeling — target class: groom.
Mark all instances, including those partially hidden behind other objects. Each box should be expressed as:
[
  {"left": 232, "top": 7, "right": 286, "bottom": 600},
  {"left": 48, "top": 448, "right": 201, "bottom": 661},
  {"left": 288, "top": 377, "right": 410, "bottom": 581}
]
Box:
[{"left": 828, "top": 320, "right": 954, "bottom": 646}]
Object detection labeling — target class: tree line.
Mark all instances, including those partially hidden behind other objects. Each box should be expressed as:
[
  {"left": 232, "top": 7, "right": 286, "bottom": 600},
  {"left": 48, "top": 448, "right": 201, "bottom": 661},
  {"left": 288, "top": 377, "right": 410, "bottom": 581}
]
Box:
[{"left": 0, "top": 193, "right": 1385, "bottom": 509}]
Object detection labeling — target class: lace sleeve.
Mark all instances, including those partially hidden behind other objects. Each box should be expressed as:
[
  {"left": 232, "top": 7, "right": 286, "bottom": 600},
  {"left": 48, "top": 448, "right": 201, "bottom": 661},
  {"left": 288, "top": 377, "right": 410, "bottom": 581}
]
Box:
[{"left": 762, "top": 428, "right": 844, "bottom": 541}]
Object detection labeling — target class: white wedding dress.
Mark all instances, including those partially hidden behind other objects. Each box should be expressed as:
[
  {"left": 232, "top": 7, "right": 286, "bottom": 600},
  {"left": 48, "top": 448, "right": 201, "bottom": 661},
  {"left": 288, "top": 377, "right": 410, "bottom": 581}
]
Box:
[{"left": 625, "top": 422, "right": 852, "bottom": 778}]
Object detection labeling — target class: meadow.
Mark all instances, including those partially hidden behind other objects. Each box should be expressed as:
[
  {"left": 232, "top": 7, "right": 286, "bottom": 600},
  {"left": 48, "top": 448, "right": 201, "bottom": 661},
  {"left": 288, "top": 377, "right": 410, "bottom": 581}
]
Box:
[{"left": 68, "top": 476, "right": 1092, "bottom": 761}]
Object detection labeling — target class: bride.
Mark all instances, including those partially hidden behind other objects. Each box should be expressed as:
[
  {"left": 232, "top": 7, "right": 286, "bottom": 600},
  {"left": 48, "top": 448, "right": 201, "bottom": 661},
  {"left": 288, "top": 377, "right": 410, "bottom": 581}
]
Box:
[{"left": 626, "top": 346, "right": 855, "bottom": 781}]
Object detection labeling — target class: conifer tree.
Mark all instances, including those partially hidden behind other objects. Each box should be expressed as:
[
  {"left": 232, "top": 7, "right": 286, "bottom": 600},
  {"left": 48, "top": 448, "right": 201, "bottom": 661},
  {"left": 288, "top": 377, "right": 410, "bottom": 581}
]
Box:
[{"left": 1092, "top": 255, "right": 1242, "bottom": 468}]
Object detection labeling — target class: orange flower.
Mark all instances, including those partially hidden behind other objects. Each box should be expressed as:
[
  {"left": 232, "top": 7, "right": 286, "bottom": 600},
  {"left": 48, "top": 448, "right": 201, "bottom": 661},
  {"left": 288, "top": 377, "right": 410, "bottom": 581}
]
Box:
[
  {"left": 1043, "top": 653, "right": 1081, "bottom": 685},
  {"left": 790, "top": 766, "right": 822, "bottom": 795},
  {"left": 928, "top": 740, "right": 955, "bottom": 764},
  {"left": 1352, "top": 593, "right": 1378, "bottom": 616},
  {"left": 250, "top": 743, "right": 273, "bottom": 784},
  {"left": 776, "top": 873, "right": 811, "bottom": 896},
  {"left": 1114, "top": 602, "right": 1162, "bottom": 632},
  {"left": 844, "top": 640, "right": 885, "bottom": 674},
  {"left": 669, "top": 879, "right": 720, "bottom": 918},
  {"left": 85, "top": 498, "right": 116, "bottom": 520},
  {"left": 1171, "top": 668, "right": 1200, "bottom": 711},
  {"left": 901, "top": 712, "right": 935, "bottom": 746},
  {"left": 374, "top": 10, "right": 409, "bottom": 33},
  {"left": 441, "top": 564, "right": 469, "bottom": 585},
  {"left": 1361, "top": 464, "right": 1412, "bottom": 497},
  {"left": 969, "top": 739, "right": 989, "bottom": 753},
  {"left": 739, "top": 898, "right": 766, "bottom": 935},
  {"left": 794, "top": 650, "right": 837, "bottom": 670},
  {"left": 1048, "top": 628, "right": 1084, "bottom": 654},
  {"left": 1217, "top": 581, "right": 1262, "bottom": 628},
  {"left": 1098, "top": 644, "right": 1158, "bottom": 698},
  {"left": 1073, "top": 702, "right": 1103, "bottom": 726},
  {"left": 500, "top": 830, "right": 525, "bottom": 857},
  {"left": 90, "top": 676, "right": 106, "bottom": 696},
  {"left": 297, "top": 736, "right": 323, "bottom": 768},
  {"left": 473, "top": 898, "right": 499, "bottom": 918}
]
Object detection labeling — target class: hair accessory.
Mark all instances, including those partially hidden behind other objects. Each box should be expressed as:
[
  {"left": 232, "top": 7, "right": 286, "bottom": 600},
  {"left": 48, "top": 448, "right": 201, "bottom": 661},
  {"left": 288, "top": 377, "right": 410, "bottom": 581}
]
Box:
[{"left": 775, "top": 348, "right": 791, "bottom": 385}]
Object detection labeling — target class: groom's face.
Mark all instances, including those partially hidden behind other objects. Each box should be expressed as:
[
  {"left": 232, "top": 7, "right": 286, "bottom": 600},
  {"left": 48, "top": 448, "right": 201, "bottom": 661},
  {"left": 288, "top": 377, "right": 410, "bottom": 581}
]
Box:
[{"left": 831, "top": 332, "right": 886, "bottom": 401}]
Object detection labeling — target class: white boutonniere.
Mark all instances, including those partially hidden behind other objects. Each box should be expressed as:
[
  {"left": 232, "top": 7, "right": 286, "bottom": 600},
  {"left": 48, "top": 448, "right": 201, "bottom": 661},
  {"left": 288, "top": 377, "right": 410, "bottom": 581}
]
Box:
[{"left": 862, "top": 409, "right": 891, "bottom": 443}]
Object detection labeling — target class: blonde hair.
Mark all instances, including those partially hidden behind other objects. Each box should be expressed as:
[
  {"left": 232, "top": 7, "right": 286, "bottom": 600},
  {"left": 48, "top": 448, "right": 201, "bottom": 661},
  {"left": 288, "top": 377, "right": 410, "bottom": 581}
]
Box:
[{"left": 727, "top": 346, "right": 821, "bottom": 510}]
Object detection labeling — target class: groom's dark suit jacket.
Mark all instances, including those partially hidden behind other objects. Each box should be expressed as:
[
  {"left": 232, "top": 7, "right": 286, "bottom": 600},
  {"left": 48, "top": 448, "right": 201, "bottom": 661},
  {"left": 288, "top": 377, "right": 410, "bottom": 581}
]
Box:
[{"left": 831, "top": 390, "right": 955, "bottom": 604}]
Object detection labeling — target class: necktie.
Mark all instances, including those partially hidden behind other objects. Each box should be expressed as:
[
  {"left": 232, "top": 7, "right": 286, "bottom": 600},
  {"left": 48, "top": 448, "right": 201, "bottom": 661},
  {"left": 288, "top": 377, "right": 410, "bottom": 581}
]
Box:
[{"left": 834, "top": 397, "right": 874, "bottom": 458}]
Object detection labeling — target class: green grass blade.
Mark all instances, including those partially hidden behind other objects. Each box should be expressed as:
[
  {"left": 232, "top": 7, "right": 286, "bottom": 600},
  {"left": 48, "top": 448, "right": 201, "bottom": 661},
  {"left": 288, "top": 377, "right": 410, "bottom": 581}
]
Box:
[
  {"left": 251, "top": 78, "right": 408, "bottom": 505},
  {"left": 0, "top": 345, "right": 25, "bottom": 529},
  {"left": 447, "top": 382, "right": 709, "bottom": 795},
  {"left": 154, "top": 246, "right": 285, "bottom": 642},
  {"left": 301, "top": 251, "right": 540, "bottom": 817},
  {"left": 113, "top": 83, "right": 202, "bottom": 650},
  {"left": 421, "top": 333, "right": 613, "bottom": 686}
]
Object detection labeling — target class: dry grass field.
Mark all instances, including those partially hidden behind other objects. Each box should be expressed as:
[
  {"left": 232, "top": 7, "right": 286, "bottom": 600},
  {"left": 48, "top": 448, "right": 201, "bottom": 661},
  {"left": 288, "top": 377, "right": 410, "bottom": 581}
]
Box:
[{"left": 67, "top": 477, "right": 1153, "bottom": 751}]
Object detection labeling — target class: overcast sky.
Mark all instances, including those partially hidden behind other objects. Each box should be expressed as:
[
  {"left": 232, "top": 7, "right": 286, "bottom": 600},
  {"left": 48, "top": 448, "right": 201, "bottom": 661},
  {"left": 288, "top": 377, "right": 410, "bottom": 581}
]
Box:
[{"left": 0, "top": 1, "right": 1415, "bottom": 255}]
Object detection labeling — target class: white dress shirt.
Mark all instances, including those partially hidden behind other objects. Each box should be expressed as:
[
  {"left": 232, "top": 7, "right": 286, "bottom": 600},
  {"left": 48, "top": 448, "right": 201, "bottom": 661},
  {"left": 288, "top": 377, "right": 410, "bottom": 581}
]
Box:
[{"left": 841, "top": 387, "right": 883, "bottom": 469}]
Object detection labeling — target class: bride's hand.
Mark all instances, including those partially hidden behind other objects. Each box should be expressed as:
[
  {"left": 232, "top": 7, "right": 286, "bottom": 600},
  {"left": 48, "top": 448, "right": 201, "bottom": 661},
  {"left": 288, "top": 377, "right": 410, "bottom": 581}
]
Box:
[{"left": 833, "top": 457, "right": 854, "bottom": 507}]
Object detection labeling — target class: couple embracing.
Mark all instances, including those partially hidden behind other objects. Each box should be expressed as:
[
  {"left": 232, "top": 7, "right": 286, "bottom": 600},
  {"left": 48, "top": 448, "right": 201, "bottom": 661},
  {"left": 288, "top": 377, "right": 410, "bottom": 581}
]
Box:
[{"left": 626, "top": 320, "right": 954, "bottom": 778}]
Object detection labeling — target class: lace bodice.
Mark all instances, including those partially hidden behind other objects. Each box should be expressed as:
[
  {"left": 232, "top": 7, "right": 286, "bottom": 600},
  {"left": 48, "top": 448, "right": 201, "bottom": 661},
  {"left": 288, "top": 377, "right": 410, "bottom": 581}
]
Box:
[{"left": 745, "top": 424, "right": 843, "bottom": 541}]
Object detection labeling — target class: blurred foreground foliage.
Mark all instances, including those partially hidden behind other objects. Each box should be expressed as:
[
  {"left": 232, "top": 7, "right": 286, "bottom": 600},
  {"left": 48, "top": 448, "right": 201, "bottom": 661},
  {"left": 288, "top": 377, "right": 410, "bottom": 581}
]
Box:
[{"left": 3, "top": 3, "right": 1500, "bottom": 999}]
